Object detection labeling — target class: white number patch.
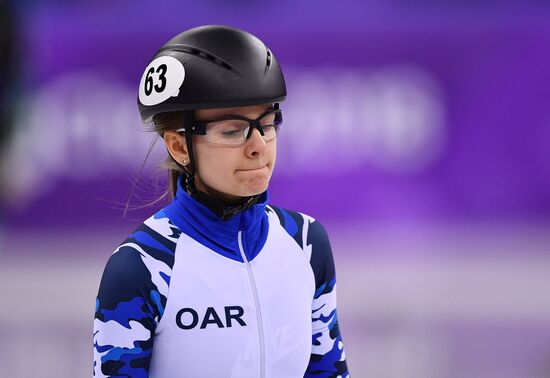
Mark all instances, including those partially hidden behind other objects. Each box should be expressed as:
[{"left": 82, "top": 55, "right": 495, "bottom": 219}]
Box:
[{"left": 138, "top": 56, "right": 185, "bottom": 106}]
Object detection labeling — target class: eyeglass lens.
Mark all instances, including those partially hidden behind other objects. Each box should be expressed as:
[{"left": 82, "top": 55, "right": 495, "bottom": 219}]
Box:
[{"left": 204, "top": 111, "right": 281, "bottom": 145}]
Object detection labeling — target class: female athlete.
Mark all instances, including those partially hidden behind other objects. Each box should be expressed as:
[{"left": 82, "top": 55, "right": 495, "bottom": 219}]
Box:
[{"left": 93, "top": 25, "right": 349, "bottom": 377}]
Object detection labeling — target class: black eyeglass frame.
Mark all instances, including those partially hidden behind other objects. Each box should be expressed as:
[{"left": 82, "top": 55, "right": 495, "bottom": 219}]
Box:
[{"left": 176, "top": 103, "right": 282, "bottom": 140}]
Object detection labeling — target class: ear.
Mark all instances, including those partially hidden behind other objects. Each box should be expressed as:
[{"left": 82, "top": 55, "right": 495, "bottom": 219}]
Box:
[{"left": 163, "top": 131, "right": 189, "bottom": 165}]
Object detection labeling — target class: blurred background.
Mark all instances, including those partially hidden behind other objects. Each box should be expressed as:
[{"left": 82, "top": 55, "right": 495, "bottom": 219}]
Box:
[{"left": 1, "top": 0, "right": 550, "bottom": 377}]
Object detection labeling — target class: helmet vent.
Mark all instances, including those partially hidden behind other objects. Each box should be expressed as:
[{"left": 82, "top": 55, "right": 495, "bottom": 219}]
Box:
[
  {"left": 265, "top": 49, "right": 272, "bottom": 74},
  {"left": 189, "top": 47, "right": 234, "bottom": 71},
  {"left": 162, "top": 44, "right": 238, "bottom": 73}
]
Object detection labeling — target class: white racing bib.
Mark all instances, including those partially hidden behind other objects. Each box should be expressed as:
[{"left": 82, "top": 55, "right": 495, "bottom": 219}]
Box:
[{"left": 138, "top": 56, "right": 185, "bottom": 106}]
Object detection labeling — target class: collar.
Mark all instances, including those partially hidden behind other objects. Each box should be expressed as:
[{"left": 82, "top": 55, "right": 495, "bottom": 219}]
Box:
[
  {"left": 188, "top": 181, "right": 262, "bottom": 221},
  {"left": 162, "top": 176, "right": 270, "bottom": 262}
]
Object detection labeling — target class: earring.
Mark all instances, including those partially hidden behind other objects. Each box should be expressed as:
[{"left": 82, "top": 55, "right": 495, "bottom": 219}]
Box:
[{"left": 181, "top": 159, "right": 188, "bottom": 166}]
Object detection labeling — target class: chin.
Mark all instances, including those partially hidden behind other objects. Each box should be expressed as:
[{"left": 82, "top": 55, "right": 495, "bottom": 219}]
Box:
[{"left": 240, "top": 181, "right": 269, "bottom": 197}]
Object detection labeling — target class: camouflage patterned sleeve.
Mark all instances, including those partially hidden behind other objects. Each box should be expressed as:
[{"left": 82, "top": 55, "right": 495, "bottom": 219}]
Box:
[
  {"left": 304, "top": 220, "right": 349, "bottom": 377},
  {"left": 93, "top": 246, "right": 163, "bottom": 378}
]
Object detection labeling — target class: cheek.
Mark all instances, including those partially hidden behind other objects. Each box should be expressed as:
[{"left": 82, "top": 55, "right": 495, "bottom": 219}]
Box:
[
  {"left": 194, "top": 145, "right": 236, "bottom": 184},
  {"left": 270, "top": 143, "right": 277, "bottom": 166}
]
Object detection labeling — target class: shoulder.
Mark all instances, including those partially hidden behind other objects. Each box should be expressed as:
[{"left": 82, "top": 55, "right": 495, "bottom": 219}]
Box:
[
  {"left": 266, "top": 205, "right": 335, "bottom": 290},
  {"left": 266, "top": 205, "right": 330, "bottom": 247},
  {"left": 266, "top": 205, "right": 328, "bottom": 244},
  {"left": 105, "top": 210, "right": 180, "bottom": 276},
  {"left": 97, "top": 209, "right": 182, "bottom": 315}
]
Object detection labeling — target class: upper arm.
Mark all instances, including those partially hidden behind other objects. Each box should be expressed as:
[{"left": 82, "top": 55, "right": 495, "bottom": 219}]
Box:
[
  {"left": 305, "top": 219, "right": 349, "bottom": 377},
  {"left": 93, "top": 246, "right": 162, "bottom": 377}
]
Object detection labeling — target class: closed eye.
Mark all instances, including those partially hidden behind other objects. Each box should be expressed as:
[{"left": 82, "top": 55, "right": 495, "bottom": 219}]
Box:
[{"left": 221, "top": 129, "right": 242, "bottom": 137}]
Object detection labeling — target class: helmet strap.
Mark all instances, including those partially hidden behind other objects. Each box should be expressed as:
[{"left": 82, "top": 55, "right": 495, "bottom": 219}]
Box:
[
  {"left": 183, "top": 111, "right": 197, "bottom": 176},
  {"left": 189, "top": 183, "right": 262, "bottom": 221}
]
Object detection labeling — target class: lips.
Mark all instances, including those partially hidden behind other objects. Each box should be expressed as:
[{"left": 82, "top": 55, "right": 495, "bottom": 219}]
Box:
[{"left": 238, "top": 165, "right": 267, "bottom": 172}]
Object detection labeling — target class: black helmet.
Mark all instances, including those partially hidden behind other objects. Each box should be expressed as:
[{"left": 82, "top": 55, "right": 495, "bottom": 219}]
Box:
[{"left": 138, "top": 25, "right": 287, "bottom": 123}]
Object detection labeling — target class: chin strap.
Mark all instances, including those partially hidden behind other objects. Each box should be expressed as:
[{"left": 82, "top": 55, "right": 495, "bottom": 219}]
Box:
[{"left": 184, "top": 174, "right": 261, "bottom": 221}]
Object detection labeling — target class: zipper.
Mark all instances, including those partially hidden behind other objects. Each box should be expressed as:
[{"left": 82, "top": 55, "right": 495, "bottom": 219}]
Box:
[{"left": 238, "top": 230, "right": 266, "bottom": 378}]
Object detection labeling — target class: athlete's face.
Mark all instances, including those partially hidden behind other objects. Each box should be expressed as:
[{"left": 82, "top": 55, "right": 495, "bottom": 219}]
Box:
[{"left": 164, "top": 104, "right": 277, "bottom": 204}]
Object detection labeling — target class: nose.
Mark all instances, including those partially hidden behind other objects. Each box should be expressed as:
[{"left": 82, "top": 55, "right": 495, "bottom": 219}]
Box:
[{"left": 244, "top": 128, "right": 267, "bottom": 158}]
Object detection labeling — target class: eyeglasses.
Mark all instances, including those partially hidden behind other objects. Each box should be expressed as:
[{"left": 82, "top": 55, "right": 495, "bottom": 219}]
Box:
[{"left": 177, "top": 105, "right": 283, "bottom": 146}]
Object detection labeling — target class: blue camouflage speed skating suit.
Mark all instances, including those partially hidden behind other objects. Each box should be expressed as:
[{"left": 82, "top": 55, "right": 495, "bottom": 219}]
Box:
[{"left": 93, "top": 177, "right": 349, "bottom": 377}]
